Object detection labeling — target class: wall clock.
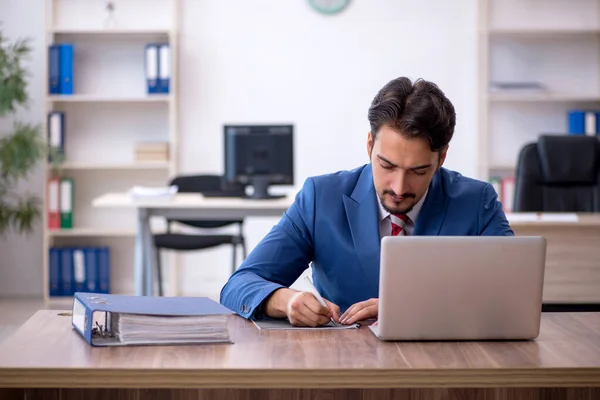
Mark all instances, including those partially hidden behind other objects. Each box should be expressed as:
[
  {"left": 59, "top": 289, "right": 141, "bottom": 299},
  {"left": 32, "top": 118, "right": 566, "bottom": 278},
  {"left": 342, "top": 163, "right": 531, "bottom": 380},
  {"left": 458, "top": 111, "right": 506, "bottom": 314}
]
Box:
[{"left": 308, "top": 0, "right": 351, "bottom": 15}]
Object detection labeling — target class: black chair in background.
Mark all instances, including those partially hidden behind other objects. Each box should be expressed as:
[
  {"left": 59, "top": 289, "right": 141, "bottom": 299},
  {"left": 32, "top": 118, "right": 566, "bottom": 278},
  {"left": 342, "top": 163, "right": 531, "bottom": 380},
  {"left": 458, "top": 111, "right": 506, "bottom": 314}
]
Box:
[
  {"left": 513, "top": 134, "right": 600, "bottom": 312},
  {"left": 514, "top": 135, "right": 600, "bottom": 212},
  {"left": 153, "top": 174, "right": 247, "bottom": 296}
]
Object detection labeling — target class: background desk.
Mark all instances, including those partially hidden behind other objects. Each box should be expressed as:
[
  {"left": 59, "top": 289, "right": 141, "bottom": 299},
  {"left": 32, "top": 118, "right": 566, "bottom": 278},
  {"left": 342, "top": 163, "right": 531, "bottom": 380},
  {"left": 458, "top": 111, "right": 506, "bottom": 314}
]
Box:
[
  {"left": 508, "top": 213, "right": 600, "bottom": 309},
  {"left": 1, "top": 310, "right": 600, "bottom": 399},
  {"left": 92, "top": 193, "right": 295, "bottom": 296}
]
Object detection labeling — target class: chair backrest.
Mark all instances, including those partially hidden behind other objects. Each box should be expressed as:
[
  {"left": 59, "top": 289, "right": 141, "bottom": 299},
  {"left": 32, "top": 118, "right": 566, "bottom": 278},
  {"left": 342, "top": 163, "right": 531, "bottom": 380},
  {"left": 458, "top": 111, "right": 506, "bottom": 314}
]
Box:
[
  {"left": 168, "top": 174, "right": 246, "bottom": 229},
  {"left": 513, "top": 135, "right": 600, "bottom": 212}
]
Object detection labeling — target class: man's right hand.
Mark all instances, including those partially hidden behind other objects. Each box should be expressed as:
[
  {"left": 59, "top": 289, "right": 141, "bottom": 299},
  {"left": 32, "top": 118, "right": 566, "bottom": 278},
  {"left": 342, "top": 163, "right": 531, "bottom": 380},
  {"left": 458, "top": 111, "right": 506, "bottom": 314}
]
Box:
[{"left": 264, "top": 288, "right": 340, "bottom": 327}]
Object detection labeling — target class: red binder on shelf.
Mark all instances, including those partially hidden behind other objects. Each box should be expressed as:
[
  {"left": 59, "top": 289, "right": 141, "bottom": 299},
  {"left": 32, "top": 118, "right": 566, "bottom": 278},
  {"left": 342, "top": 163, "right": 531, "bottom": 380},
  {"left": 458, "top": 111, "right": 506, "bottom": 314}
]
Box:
[{"left": 47, "top": 177, "right": 60, "bottom": 229}]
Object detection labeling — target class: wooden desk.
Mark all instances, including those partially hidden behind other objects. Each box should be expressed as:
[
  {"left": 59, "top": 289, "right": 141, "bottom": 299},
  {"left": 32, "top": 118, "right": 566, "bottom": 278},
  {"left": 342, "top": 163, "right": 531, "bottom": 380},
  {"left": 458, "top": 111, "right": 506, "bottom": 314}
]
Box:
[
  {"left": 508, "top": 213, "right": 600, "bottom": 305},
  {"left": 1, "top": 311, "right": 600, "bottom": 400}
]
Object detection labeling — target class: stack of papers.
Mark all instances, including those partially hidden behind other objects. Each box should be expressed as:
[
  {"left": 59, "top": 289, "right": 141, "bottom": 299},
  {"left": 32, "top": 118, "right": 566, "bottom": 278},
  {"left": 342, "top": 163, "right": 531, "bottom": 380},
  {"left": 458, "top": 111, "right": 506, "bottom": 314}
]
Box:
[
  {"left": 489, "top": 81, "right": 547, "bottom": 94},
  {"left": 112, "top": 313, "right": 230, "bottom": 345}
]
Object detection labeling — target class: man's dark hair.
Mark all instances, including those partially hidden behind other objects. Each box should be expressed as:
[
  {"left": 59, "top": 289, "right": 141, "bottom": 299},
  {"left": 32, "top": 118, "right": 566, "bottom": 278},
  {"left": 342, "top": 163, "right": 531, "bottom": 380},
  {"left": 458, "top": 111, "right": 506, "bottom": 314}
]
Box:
[{"left": 368, "top": 77, "right": 456, "bottom": 152}]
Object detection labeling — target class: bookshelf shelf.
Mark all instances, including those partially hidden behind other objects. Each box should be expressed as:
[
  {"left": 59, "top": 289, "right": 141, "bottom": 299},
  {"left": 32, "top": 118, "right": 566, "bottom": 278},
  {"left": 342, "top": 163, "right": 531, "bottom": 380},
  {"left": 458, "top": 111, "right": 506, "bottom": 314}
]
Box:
[
  {"left": 489, "top": 28, "right": 600, "bottom": 38},
  {"left": 50, "top": 28, "right": 172, "bottom": 36},
  {"left": 47, "top": 94, "right": 172, "bottom": 103},
  {"left": 488, "top": 93, "right": 600, "bottom": 103},
  {"left": 48, "top": 228, "right": 137, "bottom": 237},
  {"left": 57, "top": 162, "right": 170, "bottom": 171},
  {"left": 42, "top": 0, "right": 179, "bottom": 302}
]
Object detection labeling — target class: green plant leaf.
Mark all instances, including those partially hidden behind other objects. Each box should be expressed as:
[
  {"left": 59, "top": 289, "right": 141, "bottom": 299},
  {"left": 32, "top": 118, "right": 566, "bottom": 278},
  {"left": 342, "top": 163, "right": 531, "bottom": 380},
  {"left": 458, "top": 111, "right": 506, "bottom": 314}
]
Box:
[
  {"left": 0, "top": 121, "right": 44, "bottom": 185},
  {"left": 0, "top": 30, "right": 31, "bottom": 116},
  {"left": 12, "top": 193, "right": 41, "bottom": 234},
  {"left": 0, "top": 192, "right": 41, "bottom": 236}
]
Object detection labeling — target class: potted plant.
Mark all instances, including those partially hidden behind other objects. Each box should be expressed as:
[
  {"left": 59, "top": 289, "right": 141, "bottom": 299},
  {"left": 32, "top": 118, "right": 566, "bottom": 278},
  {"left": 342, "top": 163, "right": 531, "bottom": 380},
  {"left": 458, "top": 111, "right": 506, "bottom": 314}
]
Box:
[{"left": 0, "top": 28, "right": 46, "bottom": 236}]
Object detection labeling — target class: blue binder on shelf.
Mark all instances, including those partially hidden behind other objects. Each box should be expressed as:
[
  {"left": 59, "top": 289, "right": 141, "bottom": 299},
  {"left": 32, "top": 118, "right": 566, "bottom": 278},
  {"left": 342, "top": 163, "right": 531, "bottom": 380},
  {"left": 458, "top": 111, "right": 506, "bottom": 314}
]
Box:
[
  {"left": 49, "top": 248, "right": 62, "bottom": 296},
  {"left": 59, "top": 43, "right": 74, "bottom": 94},
  {"left": 97, "top": 246, "right": 110, "bottom": 294},
  {"left": 158, "top": 43, "right": 170, "bottom": 93},
  {"left": 71, "top": 292, "right": 234, "bottom": 347},
  {"left": 60, "top": 247, "right": 74, "bottom": 296},
  {"left": 568, "top": 110, "right": 600, "bottom": 135},
  {"left": 48, "top": 45, "right": 60, "bottom": 94},
  {"left": 84, "top": 247, "right": 98, "bottom": 293},
  {"left": 72, "top": 248, "right": 87, "bottom": 293},
  {"left": 145, "top": 43, "right": 159, "bottom": 94},
  {"left": 48, "top": 43, "right": 73, "bottom": 95}
]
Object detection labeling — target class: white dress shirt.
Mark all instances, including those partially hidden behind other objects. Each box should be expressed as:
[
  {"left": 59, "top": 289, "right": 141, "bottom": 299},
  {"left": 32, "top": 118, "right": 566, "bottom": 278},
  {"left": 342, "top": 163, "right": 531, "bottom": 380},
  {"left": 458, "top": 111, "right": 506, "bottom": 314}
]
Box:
[{"left": 378, "top": 189, "right": 428, "bottom": 238}]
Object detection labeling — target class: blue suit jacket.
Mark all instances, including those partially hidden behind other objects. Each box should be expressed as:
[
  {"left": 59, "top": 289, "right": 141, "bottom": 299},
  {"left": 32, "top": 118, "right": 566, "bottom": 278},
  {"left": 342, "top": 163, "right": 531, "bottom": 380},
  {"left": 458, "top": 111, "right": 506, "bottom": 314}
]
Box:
[{"left": 220, "top": 164, "right": 514, "bottom": 318}]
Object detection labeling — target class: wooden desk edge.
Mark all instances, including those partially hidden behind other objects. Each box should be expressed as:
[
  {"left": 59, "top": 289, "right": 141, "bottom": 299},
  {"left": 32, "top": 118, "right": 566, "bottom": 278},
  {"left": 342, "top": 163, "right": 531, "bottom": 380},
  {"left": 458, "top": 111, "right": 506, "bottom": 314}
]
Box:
[{"left": 1, "top": 367, "right": 600, "bottom": 389}]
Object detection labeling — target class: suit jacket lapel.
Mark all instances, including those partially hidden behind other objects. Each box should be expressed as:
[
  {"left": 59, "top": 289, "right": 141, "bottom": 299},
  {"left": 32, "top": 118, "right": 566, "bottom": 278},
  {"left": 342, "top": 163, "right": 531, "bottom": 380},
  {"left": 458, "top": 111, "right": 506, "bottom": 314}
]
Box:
[
  {"left": 413, "top": 168, "right": 447, "bottom": 235},
  {"left": 343, "top": 164, "right": 381, "bottom": 283}
]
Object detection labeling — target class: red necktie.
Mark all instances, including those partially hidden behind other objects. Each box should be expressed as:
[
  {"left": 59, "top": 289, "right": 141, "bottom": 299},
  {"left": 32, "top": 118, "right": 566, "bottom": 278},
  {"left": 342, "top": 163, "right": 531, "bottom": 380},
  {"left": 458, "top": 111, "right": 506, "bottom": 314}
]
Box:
[{"left": 390, "top": 214, "right": 409, "bottom": 236}]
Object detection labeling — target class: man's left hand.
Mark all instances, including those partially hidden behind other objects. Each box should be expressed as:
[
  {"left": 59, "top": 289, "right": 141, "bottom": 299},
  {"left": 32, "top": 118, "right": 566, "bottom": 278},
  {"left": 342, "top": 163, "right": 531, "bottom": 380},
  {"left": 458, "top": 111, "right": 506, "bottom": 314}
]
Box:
[{"left": 340, "top": 298, "right": 378, "bottom": 324}]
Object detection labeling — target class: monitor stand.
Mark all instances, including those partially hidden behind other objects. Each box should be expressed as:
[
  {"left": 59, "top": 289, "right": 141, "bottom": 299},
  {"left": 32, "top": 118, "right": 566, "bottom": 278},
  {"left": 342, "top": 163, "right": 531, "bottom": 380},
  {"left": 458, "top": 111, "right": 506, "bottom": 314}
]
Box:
[{"left": 247, "top": 176, "right": 285, "bottom": 200}]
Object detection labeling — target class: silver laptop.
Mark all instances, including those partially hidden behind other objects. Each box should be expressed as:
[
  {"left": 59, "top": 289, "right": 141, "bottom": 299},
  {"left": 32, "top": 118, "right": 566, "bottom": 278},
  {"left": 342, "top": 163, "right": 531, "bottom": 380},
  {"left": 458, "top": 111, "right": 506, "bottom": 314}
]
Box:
[{"left": 370, "top": 236, "right": 547, "bottom": 341}]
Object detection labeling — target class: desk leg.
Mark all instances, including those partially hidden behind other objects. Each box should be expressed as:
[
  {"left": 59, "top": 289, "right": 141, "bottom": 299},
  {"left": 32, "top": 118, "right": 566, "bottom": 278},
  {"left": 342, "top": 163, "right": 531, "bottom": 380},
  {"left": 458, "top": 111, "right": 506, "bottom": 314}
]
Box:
[
  {"left": 142, "top": 209, "right": 155, "bottom": 297},
  {"left": 134, "top": 208, "right": 145, "bottom": 296}
]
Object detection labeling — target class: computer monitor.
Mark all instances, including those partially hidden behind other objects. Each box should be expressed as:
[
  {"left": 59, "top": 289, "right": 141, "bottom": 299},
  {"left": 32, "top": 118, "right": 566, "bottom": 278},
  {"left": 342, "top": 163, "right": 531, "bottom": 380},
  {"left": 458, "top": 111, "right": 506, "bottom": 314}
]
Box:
[{"left": 223, "top": 124, "right": 294, "bottom": 199}]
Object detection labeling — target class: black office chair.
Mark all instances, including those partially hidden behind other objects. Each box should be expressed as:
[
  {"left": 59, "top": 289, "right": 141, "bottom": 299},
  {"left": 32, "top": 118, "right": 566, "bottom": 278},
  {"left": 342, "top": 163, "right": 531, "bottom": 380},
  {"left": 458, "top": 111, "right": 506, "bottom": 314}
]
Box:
[
  {"left": 514, "top": 134, "right": 600, "bottom": 212},
  {"left": 153, "top": 174, "right": 248, "bottom": 296},
  {"left": 513, "top": 134, "right": 600, "bottom": 312}
]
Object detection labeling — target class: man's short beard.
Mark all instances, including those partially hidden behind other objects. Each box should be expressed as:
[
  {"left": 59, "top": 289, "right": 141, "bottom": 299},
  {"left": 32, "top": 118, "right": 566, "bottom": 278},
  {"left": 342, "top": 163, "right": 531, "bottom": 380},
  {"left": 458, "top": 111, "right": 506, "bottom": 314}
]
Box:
[{"left": 378, "top": 191, "right": 416, "bottom": 215}]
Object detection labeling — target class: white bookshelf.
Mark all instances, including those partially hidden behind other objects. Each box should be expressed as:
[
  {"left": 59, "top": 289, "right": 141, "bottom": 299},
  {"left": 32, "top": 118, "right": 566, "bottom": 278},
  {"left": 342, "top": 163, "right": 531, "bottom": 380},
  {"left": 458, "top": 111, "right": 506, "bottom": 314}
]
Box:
[
  {"left": 42, "top": 0, "right": 179, "bottom": 302},
  {"left": 478, "top": 0, "right": 600, "bottom": 183}
]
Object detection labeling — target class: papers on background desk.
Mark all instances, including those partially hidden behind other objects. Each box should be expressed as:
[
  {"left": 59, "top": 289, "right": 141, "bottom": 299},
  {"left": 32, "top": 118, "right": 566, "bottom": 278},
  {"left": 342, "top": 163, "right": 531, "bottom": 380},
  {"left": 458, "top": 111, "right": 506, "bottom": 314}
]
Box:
[
  {"left": 506, "top": 213, "right": 579, "bottom": 223},
  {"left": 129, "top": 185, "right": 178, "bottom": 199},
  {"left": 253, "top": 319, "right": 360, "bottom": 330}
]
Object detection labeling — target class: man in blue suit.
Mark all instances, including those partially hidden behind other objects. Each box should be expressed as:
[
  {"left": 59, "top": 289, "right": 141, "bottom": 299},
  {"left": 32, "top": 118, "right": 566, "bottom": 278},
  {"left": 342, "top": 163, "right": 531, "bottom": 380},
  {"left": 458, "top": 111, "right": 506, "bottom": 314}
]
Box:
[{"left": 220, "top": 76, "right": 513, "bottom": 327}]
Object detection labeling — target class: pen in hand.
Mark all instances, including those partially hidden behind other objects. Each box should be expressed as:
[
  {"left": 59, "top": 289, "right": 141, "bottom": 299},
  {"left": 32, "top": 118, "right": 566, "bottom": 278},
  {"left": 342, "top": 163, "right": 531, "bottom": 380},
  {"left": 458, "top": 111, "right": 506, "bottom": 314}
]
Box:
[{"left": 302, "top": 276, "right": 339, "bottom": 324}]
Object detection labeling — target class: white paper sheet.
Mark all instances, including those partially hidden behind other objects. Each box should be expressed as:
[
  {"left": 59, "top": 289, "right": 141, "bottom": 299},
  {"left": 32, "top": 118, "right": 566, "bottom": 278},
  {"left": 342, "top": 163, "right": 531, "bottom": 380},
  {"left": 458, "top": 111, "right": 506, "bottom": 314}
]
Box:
[{"left": 252, "top": 319, "right": 360, "bottom": 330}]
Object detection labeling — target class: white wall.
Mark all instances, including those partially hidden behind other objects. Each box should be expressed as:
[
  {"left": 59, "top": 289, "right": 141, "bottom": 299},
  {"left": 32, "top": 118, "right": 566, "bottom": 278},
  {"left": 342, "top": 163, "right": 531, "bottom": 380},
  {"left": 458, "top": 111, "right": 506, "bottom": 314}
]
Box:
[{"left": 0, "top": 0, "right": 479, "bottom": 297}]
